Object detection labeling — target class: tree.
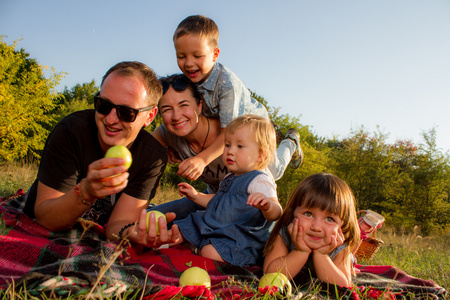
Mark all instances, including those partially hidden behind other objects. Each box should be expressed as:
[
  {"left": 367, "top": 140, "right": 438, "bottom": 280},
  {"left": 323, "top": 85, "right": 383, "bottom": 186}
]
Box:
[
  {"left": 328, "top": 127, "right": 400, "bottom": 212},
  {"left": 50, "top": 81, "right": 99, "bottom": 128},
  {"left": 328, "top": 126, "right": 450, "bottom": 235},
  {"left": 405, "top": 128, "right": 450, "bottom": 234},
  {"left": 0, "top": 37, "right": 64, "bottom": 161}
]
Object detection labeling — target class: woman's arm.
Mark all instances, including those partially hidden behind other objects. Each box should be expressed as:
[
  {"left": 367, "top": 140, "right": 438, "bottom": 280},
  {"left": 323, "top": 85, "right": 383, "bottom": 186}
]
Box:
[{"left": 176, "top": 129, "right": 225, "bottom": 181}]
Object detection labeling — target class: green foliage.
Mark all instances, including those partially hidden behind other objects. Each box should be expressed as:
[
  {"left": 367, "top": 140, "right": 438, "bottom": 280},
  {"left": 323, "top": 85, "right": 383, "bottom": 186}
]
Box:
[
  {"left": 328, "top": 126, "right": 400, "bottom": 211},
  {"left": 159, "top": 163, "right": 207, "bottom": 193},
  {"left": 62, "top": 80, "right": 98, "bottom": 105},
  {"left": 0, "top": 36, "right": 64, "bottom": 162},
  {"left": 1, "top": 41, "right": 449, "bottom": 236},
  {"left": 403, "top": 128, "right": 450, "bottom": 235},
  {"left": 50, "top": 81, "right": 98, "bottom": 128},
  {"left": 52, "top": 80, "right": 99, "bottom": 123},
  {"left": 328, "top": 126, "right": 450, "bottom": 235}
]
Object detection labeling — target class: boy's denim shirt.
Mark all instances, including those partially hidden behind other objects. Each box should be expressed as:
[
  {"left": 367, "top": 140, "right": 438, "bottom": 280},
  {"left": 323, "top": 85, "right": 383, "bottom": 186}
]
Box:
[{"left": 196, "top": 62, "right": 269, "bottom": 128}]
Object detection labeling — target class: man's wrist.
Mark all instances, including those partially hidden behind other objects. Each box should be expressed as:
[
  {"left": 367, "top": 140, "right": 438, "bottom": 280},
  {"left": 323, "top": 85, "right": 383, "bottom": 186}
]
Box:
[{"left": 74, "top": 179, "right": 96, "bottom": 206}]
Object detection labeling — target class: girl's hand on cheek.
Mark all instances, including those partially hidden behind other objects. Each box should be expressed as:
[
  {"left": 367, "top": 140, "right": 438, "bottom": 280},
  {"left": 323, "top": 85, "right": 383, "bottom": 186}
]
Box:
[
  {"left": 314, "top": 228, "right": 343, "bottom": 255},
  {"left": 336, "top": 228, "right": 345, "bottom": 247},
  {"left": 288, "top": 218, "right": 311, "bottom": 254}
]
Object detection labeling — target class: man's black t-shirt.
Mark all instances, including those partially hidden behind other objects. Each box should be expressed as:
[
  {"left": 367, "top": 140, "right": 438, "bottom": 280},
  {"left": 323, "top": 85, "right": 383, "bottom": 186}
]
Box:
[{"left": 24, "top": 110, "right": 167, "bottom": 226}]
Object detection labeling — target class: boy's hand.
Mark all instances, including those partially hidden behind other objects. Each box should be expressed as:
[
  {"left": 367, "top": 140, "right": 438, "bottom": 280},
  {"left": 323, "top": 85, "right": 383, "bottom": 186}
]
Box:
[
  {"left": 288, "top": 218, "right": 312, "bottom": 254},
  {"left": 247, "top": 192, "right": 271, "bottom": 211},
  {"left": 178, "top": 182, "right": 198, "bottom": 201},
  {"left": 177, "top": 156, "right": 206, "bottom": 181}
]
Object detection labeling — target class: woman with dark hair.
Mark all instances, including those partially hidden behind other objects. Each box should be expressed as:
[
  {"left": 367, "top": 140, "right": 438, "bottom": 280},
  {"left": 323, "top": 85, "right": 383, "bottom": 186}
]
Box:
[{"left": 150, "top": 74, "right": 227, "bottom": 220}]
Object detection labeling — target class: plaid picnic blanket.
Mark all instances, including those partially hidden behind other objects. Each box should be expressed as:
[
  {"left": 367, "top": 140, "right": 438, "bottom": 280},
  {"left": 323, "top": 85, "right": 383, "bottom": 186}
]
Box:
[{"left": 0, "top": 191, "right": 447, "bottom": 299}]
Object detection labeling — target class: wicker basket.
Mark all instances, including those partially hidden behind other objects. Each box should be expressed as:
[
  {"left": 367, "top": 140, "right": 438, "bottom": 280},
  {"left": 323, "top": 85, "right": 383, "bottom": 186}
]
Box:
[{"left": 354, "top": 210, "right": 384, "bottom": 261}]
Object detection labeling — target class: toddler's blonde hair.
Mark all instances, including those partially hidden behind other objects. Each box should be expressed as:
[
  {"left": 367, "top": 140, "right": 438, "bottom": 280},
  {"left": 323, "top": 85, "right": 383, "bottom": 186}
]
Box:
[{"left": 225, "top": 115, "right": 276, "bottom": 170}]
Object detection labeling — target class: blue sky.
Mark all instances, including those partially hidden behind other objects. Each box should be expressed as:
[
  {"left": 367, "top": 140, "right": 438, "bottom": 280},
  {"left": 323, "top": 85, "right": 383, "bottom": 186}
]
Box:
[{"left": 2, "top": 0, "right": 450, "bottom": 152}]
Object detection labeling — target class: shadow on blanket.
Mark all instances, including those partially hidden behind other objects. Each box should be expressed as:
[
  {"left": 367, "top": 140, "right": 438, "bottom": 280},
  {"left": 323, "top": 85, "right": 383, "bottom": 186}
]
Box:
[{"left": 0, "top": 191, "right": 447, "bottom": 299}]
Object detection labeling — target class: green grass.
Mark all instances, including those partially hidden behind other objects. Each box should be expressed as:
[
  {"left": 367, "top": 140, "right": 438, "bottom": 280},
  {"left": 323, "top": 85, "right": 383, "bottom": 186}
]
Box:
[
  {"left": 367, "top": 227, "right": 450, "bottom": 291},
  {"left": 0, "top": 162, "right": 448, "bottom": 299},
  {"left": 0, "top": 161, "right": 37, "bottom": 198}
]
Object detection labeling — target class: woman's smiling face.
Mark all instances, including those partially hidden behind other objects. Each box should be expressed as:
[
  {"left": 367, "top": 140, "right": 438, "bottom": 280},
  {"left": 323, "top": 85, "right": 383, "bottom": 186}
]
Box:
[{"left": 159, "top": 86, "right": 202, "bottom": 138}]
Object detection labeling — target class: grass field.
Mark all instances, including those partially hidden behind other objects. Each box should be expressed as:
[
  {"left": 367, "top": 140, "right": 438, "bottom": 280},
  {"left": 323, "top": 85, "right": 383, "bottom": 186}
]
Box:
[{"left": 0, "top": 161, "right": 448, "bottom": 299}]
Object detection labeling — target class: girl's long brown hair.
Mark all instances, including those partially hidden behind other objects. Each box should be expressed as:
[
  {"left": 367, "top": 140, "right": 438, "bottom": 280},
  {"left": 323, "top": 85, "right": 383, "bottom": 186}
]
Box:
[{"left": 264, "top": 173, "right": 360, "bottom": 261}]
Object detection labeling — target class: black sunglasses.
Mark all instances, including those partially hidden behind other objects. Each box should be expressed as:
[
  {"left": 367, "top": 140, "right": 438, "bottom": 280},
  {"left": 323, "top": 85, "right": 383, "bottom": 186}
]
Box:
[
  {"left": 94, "top": 93, "right": 154, "bottom": 122},
  {"left": 161, "top": 75, "right": 190, "bottom": 95}
]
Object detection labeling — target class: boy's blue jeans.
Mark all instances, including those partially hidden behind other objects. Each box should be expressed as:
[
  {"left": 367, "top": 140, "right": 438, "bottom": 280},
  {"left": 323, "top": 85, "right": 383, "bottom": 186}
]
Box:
[
  {"left": 268, "top": 138, "right": 296, "bottom": 180},
  {"left": 147, "top": 195, "right": 205, "bottom": 228}
]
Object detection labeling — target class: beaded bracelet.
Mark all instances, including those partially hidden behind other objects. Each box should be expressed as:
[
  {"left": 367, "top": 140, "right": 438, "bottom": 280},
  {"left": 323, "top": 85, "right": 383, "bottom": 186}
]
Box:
[
  {"left": 74, "top": 179, "right": 95, "bottom": 206},
  {"left": 118, "top": 222, "right": 136, "bottom": 239}
]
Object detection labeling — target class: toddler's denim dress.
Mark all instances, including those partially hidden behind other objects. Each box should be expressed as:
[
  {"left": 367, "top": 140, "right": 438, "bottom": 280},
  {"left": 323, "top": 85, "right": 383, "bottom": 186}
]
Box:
[{"left": 175, "top": 170, "right": 273, "bottom": 267}]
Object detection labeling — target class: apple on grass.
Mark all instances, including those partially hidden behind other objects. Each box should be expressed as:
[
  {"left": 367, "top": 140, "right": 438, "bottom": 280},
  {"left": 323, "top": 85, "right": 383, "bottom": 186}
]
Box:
[
  {"left": 179, "top": 267, "right": 211, "bottom": 288},
  {"left": 258, "top": 272, "right": 292, "bottom": 296},
  {"left": 146, "top": 210, "right": 166, "bottom": 235}
]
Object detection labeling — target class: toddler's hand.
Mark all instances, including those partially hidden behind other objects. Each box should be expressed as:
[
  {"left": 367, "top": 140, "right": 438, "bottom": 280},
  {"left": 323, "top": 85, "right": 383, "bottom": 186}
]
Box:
[
  {"left": 288, "top": 218, "right": 311, "bottom": 254},
  {"left": 247, "top": 192, "right": 270, "bottom": 211},
  {"left": 178, "top": 182, "right": 197, "bottom": 201}
]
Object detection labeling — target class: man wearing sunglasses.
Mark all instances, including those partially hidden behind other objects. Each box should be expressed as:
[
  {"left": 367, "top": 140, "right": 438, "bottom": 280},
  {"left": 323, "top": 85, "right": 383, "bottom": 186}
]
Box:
[{"left": 24, "top": 61, "right": 180, "bottom": 247}]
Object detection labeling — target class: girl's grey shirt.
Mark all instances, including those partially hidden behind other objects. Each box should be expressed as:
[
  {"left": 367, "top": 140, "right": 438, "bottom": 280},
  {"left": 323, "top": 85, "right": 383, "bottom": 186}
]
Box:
[{"left": 159, "top": 123, "right": 228, "bottom": 193}]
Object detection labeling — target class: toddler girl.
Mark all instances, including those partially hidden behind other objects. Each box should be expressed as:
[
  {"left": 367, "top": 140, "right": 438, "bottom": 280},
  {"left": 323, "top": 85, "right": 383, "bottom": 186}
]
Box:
[
  {"left": 263, "top": 173, "right": 360, "bottom": 287},
  {"left": 174, "top": 115, "right": 282, "bottom": 267}
]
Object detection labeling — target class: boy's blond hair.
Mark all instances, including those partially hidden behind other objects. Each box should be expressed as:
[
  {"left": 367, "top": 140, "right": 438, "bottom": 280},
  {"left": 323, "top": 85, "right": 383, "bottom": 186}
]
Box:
[
  {"left": 173, "top": 15, "right": 219, "bottom": 49},
  {"left": 225, "top": 115, "right": 276, "bottom": 170}
]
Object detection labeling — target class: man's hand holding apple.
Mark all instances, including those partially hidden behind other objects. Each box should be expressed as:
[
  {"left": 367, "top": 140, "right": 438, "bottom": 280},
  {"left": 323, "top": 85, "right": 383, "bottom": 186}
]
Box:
[
  {"left": 80, "top": 157, "right": 129, "bottom": 203},
  {"left": 125, "top": 209, "right": 182, "bottom": 248}
]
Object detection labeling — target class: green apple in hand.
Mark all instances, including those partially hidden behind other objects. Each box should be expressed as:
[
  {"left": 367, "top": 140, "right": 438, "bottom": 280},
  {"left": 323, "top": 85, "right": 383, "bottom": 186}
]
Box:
[
  {"left": 179, "top": 267, "right": 211, "bottom": 288},
  {"left": 105, "top": 145, "right": 132, "bottom": 169},
  {"left": 146, "top": 210, "right": 167, "bottom": 234}
]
